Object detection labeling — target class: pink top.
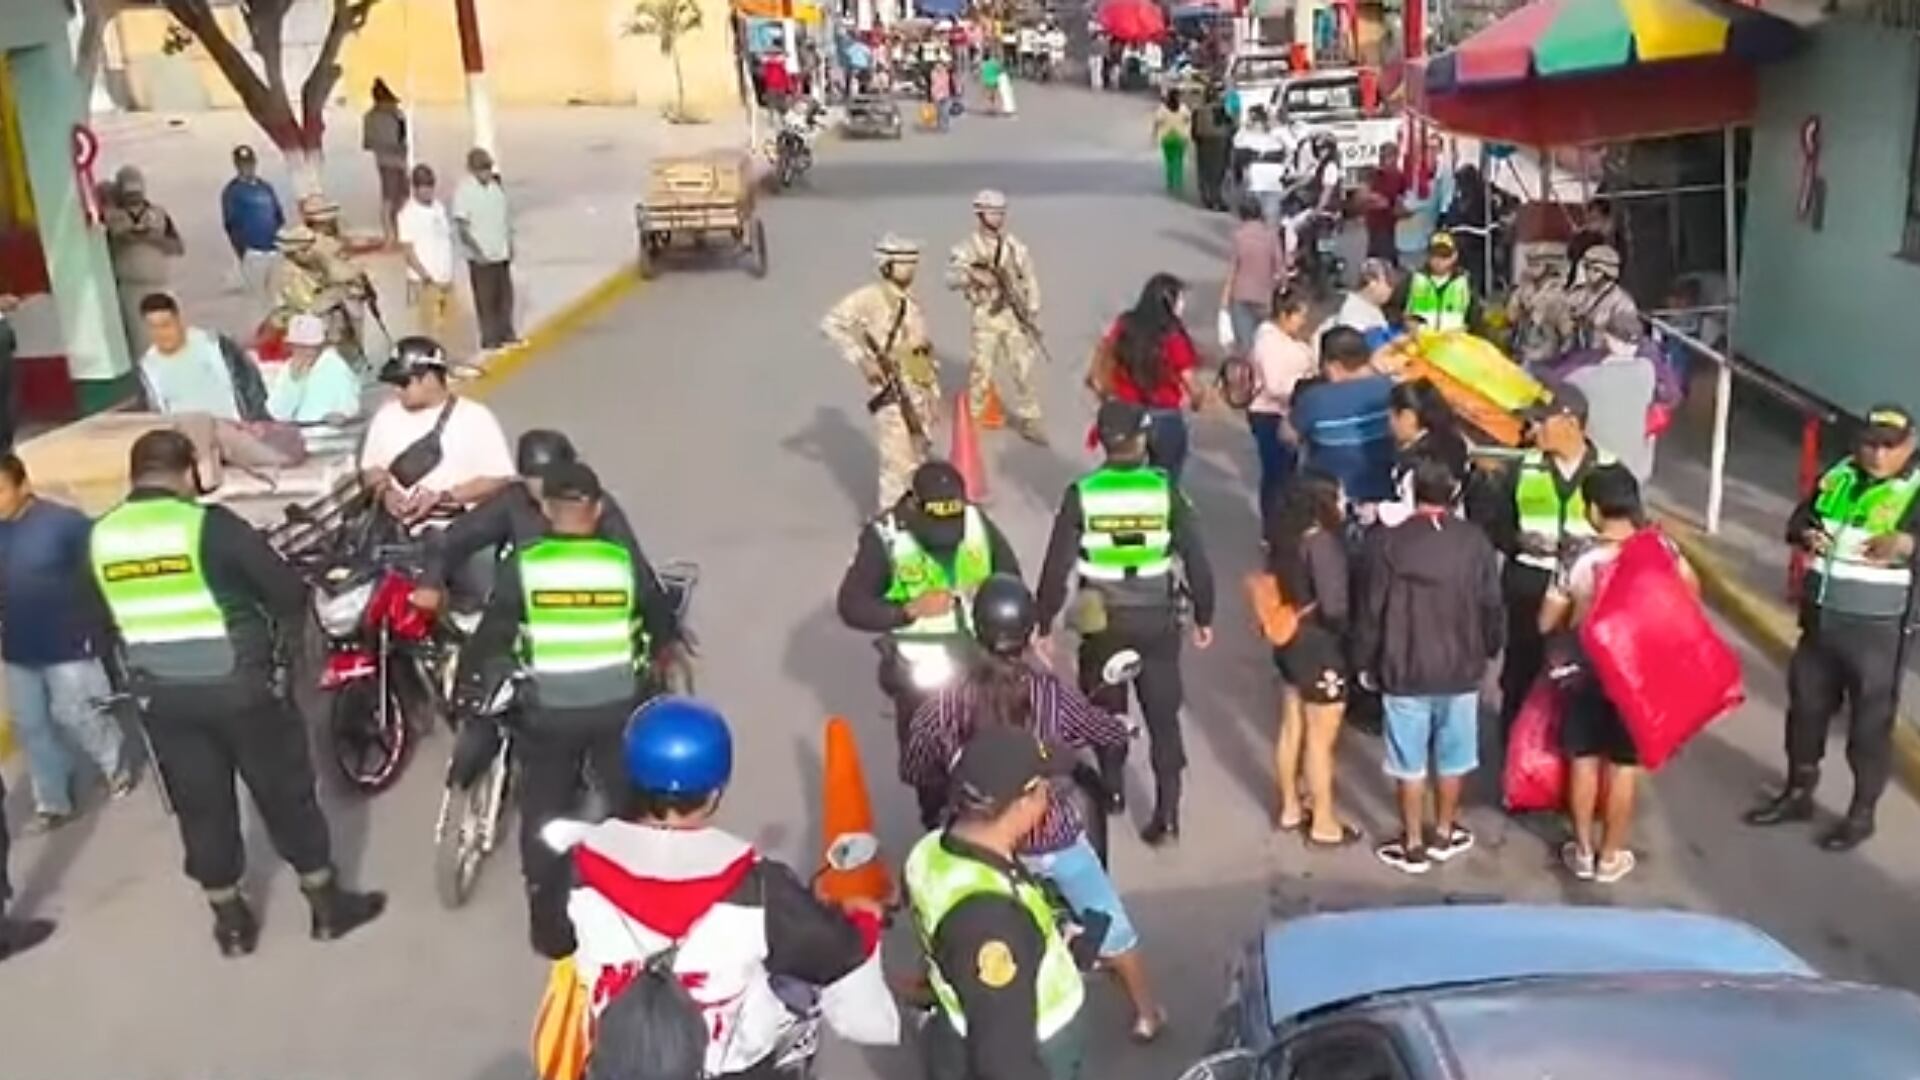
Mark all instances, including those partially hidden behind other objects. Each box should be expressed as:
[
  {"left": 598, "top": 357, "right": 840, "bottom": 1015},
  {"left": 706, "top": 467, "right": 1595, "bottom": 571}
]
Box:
[
  {"left": 1227, "top": 220, "right": 1288, "bottom": 305},
  {"left": 1247, "top": 323, "right": 1316, "bottom": 416}
]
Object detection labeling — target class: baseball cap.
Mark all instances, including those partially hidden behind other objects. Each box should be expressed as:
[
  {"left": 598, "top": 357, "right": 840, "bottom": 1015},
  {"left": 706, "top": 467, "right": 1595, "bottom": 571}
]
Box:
[
  {"left": 910, "top": 461, "right": 967, "bottom": 519},
  {"left": 232, "top": 144, "right": 257, "bottom": 163},
  {"left": 285, "top": 313, "right": 327, "bottom": 347},
  {"left": 1095, "top": 399, "right": 1151, "bottom": 450},
  {"left": 949, "top": 727, "right": 1065, "bottom": 815},
  {"left": 1427, "top": 231, "right": 1457, "bottom": 256},
  {"left": 1523, "top": 381, "right": 1589, "bottom": 424},
  {"left": 541, "top": 461, "right": 604, "bottom": 503},
  {"left": 1861, "top": 403, "right": 1915, "bottom": 446}
]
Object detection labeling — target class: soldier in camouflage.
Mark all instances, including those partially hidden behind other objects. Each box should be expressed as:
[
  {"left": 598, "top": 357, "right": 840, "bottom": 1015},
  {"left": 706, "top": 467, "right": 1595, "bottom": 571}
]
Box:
[
  {"left": 822, "top": 234, "right": 941, "bottom": 511},
  {"left": 946, "top": 189, "right": 1047, "bottom": 445},
  {"left": 269, "top": 224, "right": 363, "bottom": 363},
  {"left": 295, "top": 195, "right": 373, "bottom": 363}
]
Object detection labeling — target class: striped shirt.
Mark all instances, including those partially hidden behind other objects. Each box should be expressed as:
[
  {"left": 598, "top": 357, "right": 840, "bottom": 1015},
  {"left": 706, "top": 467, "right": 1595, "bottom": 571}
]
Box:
[
  {"left": 1291, "top": 373, "right": 1396, "bottom": 503},
  {"left": 903, "top": 665, "right": 1129, "bottom": 854}
]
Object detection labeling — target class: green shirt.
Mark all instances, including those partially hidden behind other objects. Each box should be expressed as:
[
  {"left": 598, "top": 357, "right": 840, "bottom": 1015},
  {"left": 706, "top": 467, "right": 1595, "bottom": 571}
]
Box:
[{"left": 266, "top": 347, "right": 362, "bottom": 423}]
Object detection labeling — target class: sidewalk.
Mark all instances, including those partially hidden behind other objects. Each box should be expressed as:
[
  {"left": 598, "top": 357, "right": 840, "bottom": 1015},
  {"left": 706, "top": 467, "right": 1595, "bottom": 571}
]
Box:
[{"left": 1650, "top": 380, "right": 1920, "bottom": 797}]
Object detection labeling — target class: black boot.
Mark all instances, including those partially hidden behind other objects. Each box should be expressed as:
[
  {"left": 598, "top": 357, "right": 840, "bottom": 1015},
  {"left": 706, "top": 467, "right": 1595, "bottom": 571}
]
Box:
[
  {"left": 0, "top": 902, "right": 54, "bottom": 964},
  {"left": 303, "top": 876, "right": 386, "bottom": 942},
  {"left": 1819, "top": 810, "right": 1877, "bottom": 852},
  {"left": 210, "top": 895, "right": 259, "bottom": 958},
  {"left": 1743, "top": 769, "right": 1817, "bottom": 827},
  {"left": 1140, "top": 775, "right": 1181, "bottom": 847}
]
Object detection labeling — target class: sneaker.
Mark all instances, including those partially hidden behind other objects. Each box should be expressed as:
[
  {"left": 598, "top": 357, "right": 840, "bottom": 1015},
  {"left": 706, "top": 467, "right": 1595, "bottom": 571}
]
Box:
[
  {"left": 109, "top": 771, "right": 137, "bottom": 800},
  {"left": 1375, "top": 838, "right": 1432, "bottom": 875},
  {"left": 23, "top": 811, "right": 72, "bottom": 836},
  {"left": 1560, "top": 841, "right": 1596, "bottom": 881},
  {"left": 1594, "top": 850, "right": 1638, "bottom": 884},
  {"left": 1427, "top": 824, "right": 1476, "bottom": 863}
]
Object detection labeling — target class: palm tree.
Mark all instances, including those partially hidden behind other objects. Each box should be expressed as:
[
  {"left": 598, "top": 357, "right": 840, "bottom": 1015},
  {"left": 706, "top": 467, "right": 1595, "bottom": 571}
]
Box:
[{"left": 625, "top": 0, "right": 706, "bottom": 122}]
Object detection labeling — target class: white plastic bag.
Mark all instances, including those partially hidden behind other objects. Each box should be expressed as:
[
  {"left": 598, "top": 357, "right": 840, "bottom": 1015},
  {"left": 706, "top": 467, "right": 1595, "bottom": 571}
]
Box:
[{"left": 1216, "top": 307, "right": 1236, "bottom": 351}]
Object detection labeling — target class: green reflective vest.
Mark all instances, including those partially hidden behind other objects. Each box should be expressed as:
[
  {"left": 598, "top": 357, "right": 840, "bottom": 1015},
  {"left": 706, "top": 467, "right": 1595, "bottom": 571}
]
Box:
[
  {"left": 1075, "top": 466, "right": 1173, "bottom": 582},
  {"left": 904, "top": 831, "right": 1085, "bottom": 1041},
  {"left": 878, "top": 508, "right": 995, "bottom": 643},
  {"left": 90, "top": 498, "right": 236, "bottom": 681},
  {"left": 1406, "top": 272, "right": 1472, "bottom": 333},
  {"left": 1808, "top": 460, "right": 1920, "bottom": 618},
  {"left": 1512, "top": 447, "right": 1613, "bottom": 571},
  {"left": 518, "top": 537, "right": 643, "bottom": 709}
]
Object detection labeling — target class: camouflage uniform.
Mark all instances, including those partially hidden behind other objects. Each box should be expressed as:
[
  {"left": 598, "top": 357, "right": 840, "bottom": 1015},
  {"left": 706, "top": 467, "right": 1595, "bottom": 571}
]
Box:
[
  {"left": 270, "top": 226, "right": 362, "bottom": 362},
  {"left": 946, "top": 227, "right": 1044, "bottom": 436},
  {"left": 298, "top": 197, "right": 372, "bottom": 362},
  {"left": 822, "top": 269, "right": 939, "bottom": 511}
]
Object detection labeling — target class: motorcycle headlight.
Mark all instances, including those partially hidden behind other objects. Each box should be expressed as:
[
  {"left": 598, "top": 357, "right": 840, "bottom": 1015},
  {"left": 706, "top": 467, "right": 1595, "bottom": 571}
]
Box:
[
  {"left": 907, "top": 648, "right": 956, "bottom": 691},
  {"left": 314, "top": 581, "right": 374, "bottom": 637}
]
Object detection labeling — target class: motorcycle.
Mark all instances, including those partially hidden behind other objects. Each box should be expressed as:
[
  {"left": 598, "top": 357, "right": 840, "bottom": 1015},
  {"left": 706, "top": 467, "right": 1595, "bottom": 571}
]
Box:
[
  {"left": 309, "top": 539, "right": 465, "bottom": 794},
  {"left": 432, "top": 561, "right": 702, "bottom": 909},
  {"left": 771, "top": 102, "right": 821, "bottom": 190}
]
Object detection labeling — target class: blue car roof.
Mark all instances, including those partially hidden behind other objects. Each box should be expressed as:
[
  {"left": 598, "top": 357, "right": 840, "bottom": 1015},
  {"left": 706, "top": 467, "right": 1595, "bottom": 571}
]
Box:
[{"left": 1261, "top": 905, "right": 1814, "bottom": 1027}]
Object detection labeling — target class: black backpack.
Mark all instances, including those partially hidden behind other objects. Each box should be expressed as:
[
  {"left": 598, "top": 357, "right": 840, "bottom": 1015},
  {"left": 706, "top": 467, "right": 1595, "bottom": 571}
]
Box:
[{"left": 585, "top": 943, "right": 708, "bottom": 1080}]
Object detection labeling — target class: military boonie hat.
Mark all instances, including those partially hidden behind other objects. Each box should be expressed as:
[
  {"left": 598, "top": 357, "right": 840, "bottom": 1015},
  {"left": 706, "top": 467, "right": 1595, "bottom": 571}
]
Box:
[
  {"left": 874, "top": 233, "right": 921, "bottom": 262},
  {"left": 297, "top": 193, "right": 341, "bottom": 220},
  {"left": 276, "top": 223, "right": 317, "bottom": 248},
  {"left": 972, "top": 188, "right": 1008, "bottom": 211}
]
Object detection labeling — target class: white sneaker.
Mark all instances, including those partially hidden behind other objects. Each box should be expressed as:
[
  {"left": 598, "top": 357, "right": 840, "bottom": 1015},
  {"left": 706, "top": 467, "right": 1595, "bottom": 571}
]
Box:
[
  {"left": 1427, "top": 824, "right": 1475, "bottom": 863},
  {"left": 1594, "top": 850, "right": 1637, "bottom": 884}
]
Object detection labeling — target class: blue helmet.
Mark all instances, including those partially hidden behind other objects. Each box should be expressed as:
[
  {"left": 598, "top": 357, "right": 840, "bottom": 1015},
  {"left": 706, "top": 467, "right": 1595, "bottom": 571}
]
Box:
[{"left": 624, "top": 696, "right": 733, "bottom": 796}]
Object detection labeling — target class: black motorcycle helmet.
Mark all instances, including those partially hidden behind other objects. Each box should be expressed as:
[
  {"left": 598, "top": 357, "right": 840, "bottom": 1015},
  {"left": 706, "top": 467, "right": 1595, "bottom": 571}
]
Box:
[
  {"left": 972, "top": 573, "right": 1036, "bottom": 658},
  {"left": 378, "top": 334, "right": 450, "bottom": 386},
  {"left": 515, "top": 429, "right": 578, "bottom": 480}
]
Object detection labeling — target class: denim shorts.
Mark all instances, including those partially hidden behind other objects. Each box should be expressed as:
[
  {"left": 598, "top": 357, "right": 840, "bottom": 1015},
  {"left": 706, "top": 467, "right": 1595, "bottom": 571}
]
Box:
[
  {"left": 1020, "top": 834, "right": 1139, "bottom": 956},
  {"left": 1382, "top": 693, "right": 1480, "bottom": 779}
]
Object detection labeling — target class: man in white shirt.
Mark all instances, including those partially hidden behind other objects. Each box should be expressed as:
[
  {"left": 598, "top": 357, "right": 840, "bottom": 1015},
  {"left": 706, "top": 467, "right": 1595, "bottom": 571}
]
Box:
[
  {"left": 396, "top": 164, "right": 458, "bottom": 340},
  {"left": 452, "top": 148, "right": 518, "bottom": 351},
  {"left": 361, "top": 336, "right": 513, "bottom": 531}
]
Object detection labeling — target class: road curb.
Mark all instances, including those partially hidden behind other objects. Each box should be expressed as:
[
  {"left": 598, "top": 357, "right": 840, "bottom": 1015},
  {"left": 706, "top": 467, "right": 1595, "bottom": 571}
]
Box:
[
  {"left": 466, "top": 265, "right": 642, "bottom": 398},
  {"left": 1656, "top": 508, "right": 1920, "bottom": 802}
]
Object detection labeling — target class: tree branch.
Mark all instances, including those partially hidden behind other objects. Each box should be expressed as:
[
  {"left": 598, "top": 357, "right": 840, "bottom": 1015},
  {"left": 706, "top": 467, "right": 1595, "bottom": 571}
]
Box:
[
  {"left": 301, "top": 0, "right": 380, "bottom": 143},
  {"left": 163, "top": 0, "right": 298, "bottom": 148},
  {"left": 74, "top": 0, "right": 126, "bottom": 94}
]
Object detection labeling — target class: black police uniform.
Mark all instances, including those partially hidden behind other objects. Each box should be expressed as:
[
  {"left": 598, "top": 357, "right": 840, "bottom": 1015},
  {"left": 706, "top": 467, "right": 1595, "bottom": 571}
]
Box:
[
  {"left": 1034, "top": 467, "right": 1216, "bottom": 839},
  {"left": 80, "top": 491, "right": 337, "bottom": 898},
  {"left": 419, "top": 482, "right": 655, "bottom": 600},
  {"left": 457, "top": 523, "right": 676, "bottom": 957}
]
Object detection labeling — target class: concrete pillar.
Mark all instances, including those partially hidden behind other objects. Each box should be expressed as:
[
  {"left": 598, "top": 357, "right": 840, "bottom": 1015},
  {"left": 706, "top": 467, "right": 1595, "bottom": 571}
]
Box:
[{"left": 8, "top": 43, "right": 131, "bottom": 410}]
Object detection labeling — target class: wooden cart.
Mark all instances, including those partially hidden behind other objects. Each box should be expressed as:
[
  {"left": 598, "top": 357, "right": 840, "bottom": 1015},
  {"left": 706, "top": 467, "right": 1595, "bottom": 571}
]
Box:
[{"left": 634, "top": 152, "right": 768, "bottom": 280}]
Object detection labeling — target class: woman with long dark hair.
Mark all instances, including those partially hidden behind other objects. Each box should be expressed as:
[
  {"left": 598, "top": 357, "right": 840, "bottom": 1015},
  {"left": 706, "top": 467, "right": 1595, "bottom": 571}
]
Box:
[
  {"left": 1267, "top": 469, "right": 1361, "bottom": 848},
  {"left": 1090, "top": 273, "right": 1206, "bottom": 482},
  {"left": 1379, "top": 378, "right": 1469, "bottom": 526},
  {"left": 900, "top": 575, "right": 1167, "bottom": 1041}
]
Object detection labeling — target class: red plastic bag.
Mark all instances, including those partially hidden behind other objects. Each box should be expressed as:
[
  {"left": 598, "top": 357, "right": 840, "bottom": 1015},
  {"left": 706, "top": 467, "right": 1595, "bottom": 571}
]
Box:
[
  {"left": 1580, "top": 530, "right": 1745, "bottom": 770},
  {"left": 1503, "top": 679, "right": 1569, "bottom": 813}
]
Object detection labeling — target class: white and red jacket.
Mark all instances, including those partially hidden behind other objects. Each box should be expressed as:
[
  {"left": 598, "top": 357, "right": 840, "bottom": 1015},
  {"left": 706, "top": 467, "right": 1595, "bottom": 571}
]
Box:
[{"left": 555, "top": 820, "right": 899, "bottom": 1076}]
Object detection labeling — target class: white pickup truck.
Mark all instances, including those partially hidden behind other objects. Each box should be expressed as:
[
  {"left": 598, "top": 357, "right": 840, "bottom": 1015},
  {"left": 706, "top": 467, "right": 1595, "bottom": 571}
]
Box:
[{"left": 1229, "top": 58, "right": 1403, "bottom": 178}]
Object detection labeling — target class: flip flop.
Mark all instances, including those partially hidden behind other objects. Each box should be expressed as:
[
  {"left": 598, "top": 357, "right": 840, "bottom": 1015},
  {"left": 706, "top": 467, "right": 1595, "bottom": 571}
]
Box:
[
  {"left": 1305, "top": 824, "right": 1363, "bottom": 849},
  {"left": 1130, "top": 1007, "right": 1169, "bottom": 1044}
]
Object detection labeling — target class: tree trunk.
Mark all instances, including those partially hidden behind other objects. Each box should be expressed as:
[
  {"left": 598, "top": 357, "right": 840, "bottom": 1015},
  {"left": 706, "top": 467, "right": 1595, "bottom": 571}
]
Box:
[
  {"left": 74, "top": 0, "right": 120, "bottom": 97},
  {"left": 671, "top": 46, "right": 687, "bottom": 120}
]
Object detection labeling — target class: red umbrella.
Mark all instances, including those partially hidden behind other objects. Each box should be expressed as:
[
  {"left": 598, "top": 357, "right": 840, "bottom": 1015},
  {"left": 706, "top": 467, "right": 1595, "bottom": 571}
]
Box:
[{"left": 1099, "top": 0, "right": 1167, "bottom": 44}]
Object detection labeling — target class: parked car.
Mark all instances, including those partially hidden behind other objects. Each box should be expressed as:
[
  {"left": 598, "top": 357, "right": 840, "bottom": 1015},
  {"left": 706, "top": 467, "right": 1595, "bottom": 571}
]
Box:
[
  {"left": 843, "top": 93, "right": 903, "bottom": 139},
  {"left": 1179, "top": 904, "right": 1920, "bottom": 1080}
]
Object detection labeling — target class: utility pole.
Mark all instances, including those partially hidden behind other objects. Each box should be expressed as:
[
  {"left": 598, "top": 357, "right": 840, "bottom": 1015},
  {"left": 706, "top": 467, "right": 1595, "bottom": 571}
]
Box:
[{"left": 453, "top": 0, "right": 498, "bottom": 158}]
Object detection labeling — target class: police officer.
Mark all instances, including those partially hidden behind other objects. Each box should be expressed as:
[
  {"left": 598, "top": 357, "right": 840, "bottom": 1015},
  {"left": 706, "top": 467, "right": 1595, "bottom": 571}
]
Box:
[
  {"left": 1397, "top": 230, "right": 1479, "bottom": 333},
  {"left": 1747, "top": 405, "right": 1920, "bottom": 851},
  {"left": 1466, "top": 384, "right": 1611, "bottom": 733},
  {"left": 454, "top": 461, "right": 664, "bottom": 955},
  {"left": 413, "top": 429, "right": 679, "bottom": 662},
  {"left": 906, "top": 726, "right": 1089, "bottom": 1080},
  {"left": 946, "top": 189, "right": 1047, "bottom": 445},
  {"left": 837, "top": 461, "right": 1021, "bottom": 827},
  {"left": 86, "top": 431, "right": 383, "bottom": 956},
  {"left": 1035, "top": 401, "right": 1216, "bottom": 846},
  {"left": 821, "top": 234, "right": 940, "bottom": 511}
]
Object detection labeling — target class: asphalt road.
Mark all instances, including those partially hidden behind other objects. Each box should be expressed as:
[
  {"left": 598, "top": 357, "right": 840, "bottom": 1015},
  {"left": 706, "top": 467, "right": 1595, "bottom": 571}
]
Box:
[{"left": 6, "top": 82, "right": 1920, "bottom": 1080}]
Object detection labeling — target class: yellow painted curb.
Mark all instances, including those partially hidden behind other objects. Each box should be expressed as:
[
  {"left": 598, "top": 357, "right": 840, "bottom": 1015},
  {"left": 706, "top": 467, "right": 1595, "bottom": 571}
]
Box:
[
  {"left": 465, "top": 266, "right": 642, "bottom": 399},
  {"left": 1656, "top": 508, "right": 1920, "bottom": 802}
]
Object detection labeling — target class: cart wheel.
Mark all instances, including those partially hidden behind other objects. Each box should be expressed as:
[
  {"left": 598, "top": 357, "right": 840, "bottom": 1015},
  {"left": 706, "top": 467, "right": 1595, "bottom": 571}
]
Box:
[
  {"left": 746, "top": 219, "right": 769, "bottom": 279},
  {"left": 637, "top": 233, "right": 658, "bottom": 279}
]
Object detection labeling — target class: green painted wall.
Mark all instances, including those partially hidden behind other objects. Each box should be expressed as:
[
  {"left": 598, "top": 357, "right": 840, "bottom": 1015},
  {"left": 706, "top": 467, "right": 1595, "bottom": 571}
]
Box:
[{"left": 1735, "top": 22, "right": 1920, "bottom": 418}]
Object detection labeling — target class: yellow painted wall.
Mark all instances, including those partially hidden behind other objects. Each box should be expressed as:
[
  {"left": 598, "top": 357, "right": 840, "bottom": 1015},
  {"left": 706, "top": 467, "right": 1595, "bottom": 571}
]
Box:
[{"left": 114, "top": 0, "right": 741, "bottom": 116}]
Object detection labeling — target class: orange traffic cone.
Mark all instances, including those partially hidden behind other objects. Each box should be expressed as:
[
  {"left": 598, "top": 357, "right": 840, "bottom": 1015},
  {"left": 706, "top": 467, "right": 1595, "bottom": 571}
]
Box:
[
  {"left": 951, "top": 393, "right": 990, "bottom": 503},
  {"left": 817, "top": 716, "right": 894, "bottom": 908},
  {"left": 977, "top": 385, "right": 1007, "bottom": 430}
]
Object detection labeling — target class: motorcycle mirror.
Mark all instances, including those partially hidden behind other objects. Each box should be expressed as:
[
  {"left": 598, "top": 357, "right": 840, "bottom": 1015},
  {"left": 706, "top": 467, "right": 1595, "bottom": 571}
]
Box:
[
  {"left": 825, "top": 831, "right": 879, "bottom": 873},
  {"left": 1175, "top": 1050, "right": 1257, "bottom": 1080},
  {"left": 1101, "top": 649, "right": 1143, "bottom": 687}
]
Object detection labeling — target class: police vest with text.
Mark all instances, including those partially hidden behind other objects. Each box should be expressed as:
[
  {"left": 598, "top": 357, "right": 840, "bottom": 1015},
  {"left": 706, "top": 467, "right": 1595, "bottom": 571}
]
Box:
[
  {"left": 878, "top": 507, "right": 995, "bottom": 645},
  {"left": 1512, "top": 448, "right": 1615, "bottom": 572},
  {"left": 90, "top": 499, "right": 236, "bottom": 682},
  {"left": 904, "top": 833, "right": 1085, "bottom": 1041},
  {"left": 519, "top": 538, "right": 646, "bottom": 709},
  {"left": 1807, "top": 461, "right": 1920, "bottom": 619},
  {"left": 1076, "top": 466, "right": 1174, "bottom": 585},
  {"left": 1406, "top": 273, "right": 1472, "bottom": 333}
]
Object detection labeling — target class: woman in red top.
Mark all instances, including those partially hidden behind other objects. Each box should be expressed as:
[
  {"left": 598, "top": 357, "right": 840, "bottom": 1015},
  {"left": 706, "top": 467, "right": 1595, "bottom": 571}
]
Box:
[{"left": 1096, "top": 273, "right": 1205, "bottom": 482}]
